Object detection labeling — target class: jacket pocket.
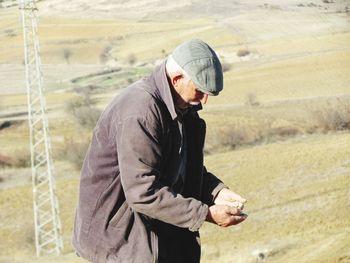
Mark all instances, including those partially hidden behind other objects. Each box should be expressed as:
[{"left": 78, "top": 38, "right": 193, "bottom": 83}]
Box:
[{"left": 109, "top": 201, "right": 129, "bottom": 228}]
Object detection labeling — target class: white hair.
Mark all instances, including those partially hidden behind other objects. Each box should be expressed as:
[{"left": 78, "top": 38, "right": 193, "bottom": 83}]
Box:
[{"left": 165, "top": 55, "right": 191, "bottom": 84}]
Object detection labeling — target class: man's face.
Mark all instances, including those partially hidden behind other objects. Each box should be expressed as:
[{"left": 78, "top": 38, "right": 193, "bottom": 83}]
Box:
[{"left": 175, "top": 78, "right": 209, "bottom": 109}]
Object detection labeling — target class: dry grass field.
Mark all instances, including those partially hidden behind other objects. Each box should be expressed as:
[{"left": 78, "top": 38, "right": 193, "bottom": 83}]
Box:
[
  {"left": 1, "top": 0, "right": 350, "bottom": 262},
  {"left": 202, "top": 132, "right": 350, "bottom": 262}
]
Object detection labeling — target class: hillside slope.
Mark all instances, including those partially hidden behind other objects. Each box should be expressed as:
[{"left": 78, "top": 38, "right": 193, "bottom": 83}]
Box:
[{"left": 201, "top": 132, "right": 350, "bottom": 262}]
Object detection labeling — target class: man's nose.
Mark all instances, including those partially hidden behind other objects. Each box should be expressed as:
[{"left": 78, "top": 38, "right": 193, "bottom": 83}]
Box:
[{"left": 200, "top": 94, "right": 208, "bottom": 104}]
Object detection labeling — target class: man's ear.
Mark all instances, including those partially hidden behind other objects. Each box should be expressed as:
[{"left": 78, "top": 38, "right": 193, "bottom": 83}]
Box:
[{"left": 171, "top": 73, "right": 183, "bottom": 86}]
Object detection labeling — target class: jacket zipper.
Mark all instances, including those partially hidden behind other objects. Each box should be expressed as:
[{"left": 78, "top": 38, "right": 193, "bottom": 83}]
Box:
[{"left": 151, "top": 230, "right": 158, "bottom": 263}]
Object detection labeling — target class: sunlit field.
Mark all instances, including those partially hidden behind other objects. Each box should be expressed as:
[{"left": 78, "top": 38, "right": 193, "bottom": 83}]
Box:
[{"left": 1, "top": 0, "right": 349, "bottom": 262}]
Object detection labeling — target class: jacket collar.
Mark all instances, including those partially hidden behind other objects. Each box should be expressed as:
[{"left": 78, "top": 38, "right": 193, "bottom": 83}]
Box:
[
  {"left": 152, "top": 60, "right": 202, "bottom": 121},
  {"left": 152, "top": 60, "right": 178, "bottom": 120}
]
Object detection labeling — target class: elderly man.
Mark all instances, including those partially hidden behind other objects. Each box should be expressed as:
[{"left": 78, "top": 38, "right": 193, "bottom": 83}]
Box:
[{"left": 73, "top": 39, "right": 247, "bottom": 263}]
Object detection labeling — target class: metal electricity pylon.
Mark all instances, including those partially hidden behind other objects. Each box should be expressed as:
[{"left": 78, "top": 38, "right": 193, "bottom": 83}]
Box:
[{"left": 19, "top": 0, "right": 63, "bottom": 256}]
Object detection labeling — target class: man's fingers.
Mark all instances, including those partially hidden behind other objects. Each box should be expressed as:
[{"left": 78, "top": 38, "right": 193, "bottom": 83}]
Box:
[
  {"left": 221, "top": 212, "right": 248, "bottom": 227},
  {"left": 228, "top": 194, "right": 247, "bottom": 204},
  {"left": 233, "top": 215, "right": 248, "bottom": 223},
  {"left": 226, "top": 206, "right": 241, "bottom": 216},
  {"left": 232, "top": 201, "right": 244, "bottom": 210},
  {"left": 215, "top": 200, "right": 244, "bottom": 209},
  {"left": 231, "top": 213, "right": 248, "bottom": 224},
  {"left": 208, "top": 205, "right": 248, "bottom": 227},
  {"left": 226, "top": 207, "right": 248, "bottom": 225}
]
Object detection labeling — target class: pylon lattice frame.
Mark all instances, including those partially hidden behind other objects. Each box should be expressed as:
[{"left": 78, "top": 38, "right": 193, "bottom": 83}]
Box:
[{"left": 19, "top": 0, "right": 63, "bottom": 256}]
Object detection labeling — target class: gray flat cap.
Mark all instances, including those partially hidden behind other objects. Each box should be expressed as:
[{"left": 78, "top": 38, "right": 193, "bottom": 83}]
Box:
[{"left": 172, "top": 39, "right": 223, "bottom": 96}]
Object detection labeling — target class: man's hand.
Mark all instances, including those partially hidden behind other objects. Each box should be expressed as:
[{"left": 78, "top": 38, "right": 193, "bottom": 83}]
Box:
[
  {"left": 206, "top": 205, "right": 248, "bottom": 227},
  {"left": 214, "top": 188, "right": 247, "bottom": 210}
]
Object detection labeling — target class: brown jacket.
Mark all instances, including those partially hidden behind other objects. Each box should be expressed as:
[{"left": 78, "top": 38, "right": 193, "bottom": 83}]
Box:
[{"left": 72, "top": 61, "right": 226, "bottom": 263}]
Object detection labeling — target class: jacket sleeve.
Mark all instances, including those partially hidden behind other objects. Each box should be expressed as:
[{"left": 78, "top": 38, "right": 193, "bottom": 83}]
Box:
[
  {"left": 116, "top": 115, "right": 208, "bottom": 232},
  {"left": 201, "top": 166, "right": 227, "bottom": 205}
]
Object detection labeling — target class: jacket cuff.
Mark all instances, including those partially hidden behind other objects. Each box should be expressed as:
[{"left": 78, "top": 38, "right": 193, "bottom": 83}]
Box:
[
  {"left": 211, "top": 183, "right": 228, "bottom": 204},
  {"left": 189, "top": 203, "right": 208, "bottom": 232}
]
